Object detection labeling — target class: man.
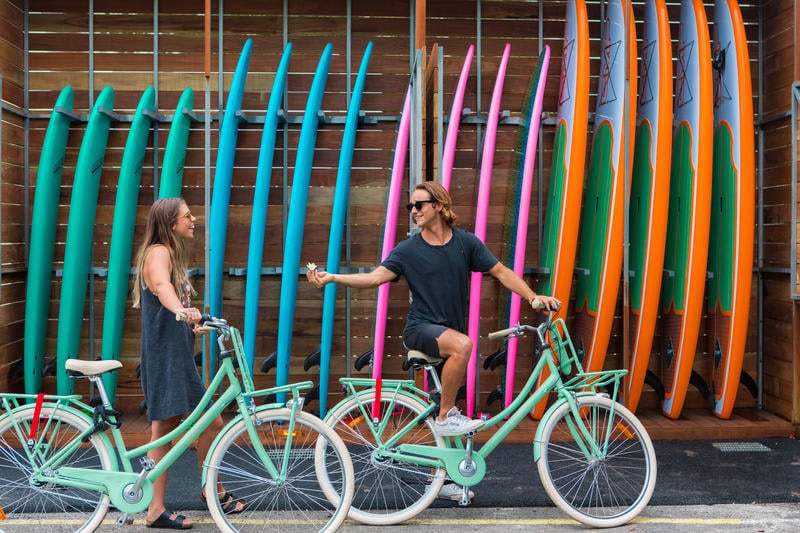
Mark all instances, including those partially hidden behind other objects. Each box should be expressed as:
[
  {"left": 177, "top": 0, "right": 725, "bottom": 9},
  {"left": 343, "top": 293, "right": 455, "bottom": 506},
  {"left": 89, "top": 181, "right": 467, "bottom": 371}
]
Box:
[{"left": 307, "top": 180, "right": 561, "bottom": 438}]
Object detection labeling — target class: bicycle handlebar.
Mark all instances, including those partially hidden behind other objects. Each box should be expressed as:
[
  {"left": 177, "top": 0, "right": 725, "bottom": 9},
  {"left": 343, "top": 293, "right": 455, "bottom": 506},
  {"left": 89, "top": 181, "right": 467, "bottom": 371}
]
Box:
[{"left": 174, "top": 311, "right": 227, "bottom": 329}]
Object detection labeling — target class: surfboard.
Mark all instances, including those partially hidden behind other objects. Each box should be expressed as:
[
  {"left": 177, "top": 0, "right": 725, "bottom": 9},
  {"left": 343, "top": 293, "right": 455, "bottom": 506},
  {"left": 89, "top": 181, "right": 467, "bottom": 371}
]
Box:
[
  {"left": 707, "top": 0, "right": 754, "bottom": 419},
  {"left": 24, "top": 86, "right": 75, "bottom": 395},
  {"left": 572, "top": 0, "right": 636, "bottom": 378},
  {"left": 530, "top": 0, "right": 590, "bottom": 419},
  {"left": 466, "top": 42, "right": 511, "bottom": 418},
  {"left": 159, "top": 87, "right": 193, "bottom": 199},
  {"left": 503, "top": 47, "right": 550, "bottom": 409},
  {"left": 624, "top": 0, "right": 672, "bottom": 413},
  {"left": 243, "top": 44, "right": 292, "bottom": 374},
  {"left": 369, "top": 85, "right": 412, "bottom": 417},
  {"left": 661, "top": 0, "right": 713, "bottom": 420},
  {"left": 101, "top": 86, "right": 156, "bottom": 401},
  {"left": 208, "top": 38, "right": 252, "bottom": 373},
  {"left": 274, "top": 43, "right": 333, "bottom": 402},
  {"left": 315, "top": 42, "right": 372, "bottom": 416},
  {"left": 55, "top": 85, "right": 115, "bottom": 395},
  {"left": 441, "top": 44, "right": 474, "bottom": 191}
]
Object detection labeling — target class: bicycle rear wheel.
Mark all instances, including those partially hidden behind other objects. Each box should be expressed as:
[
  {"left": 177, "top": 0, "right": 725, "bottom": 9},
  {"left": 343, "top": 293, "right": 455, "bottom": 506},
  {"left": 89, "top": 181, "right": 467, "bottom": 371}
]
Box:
[
  {"left": 319, "top": 390, "right": 445, "bottom": 525},
  {"left": 204, "top": 407, "right": 354, "bottom": 533},
  {"left": 0, "top": 404, "right": 112, "bottom": 532},
  {"left": 537, "top": 395, "right": 657, "bottom": 527}
]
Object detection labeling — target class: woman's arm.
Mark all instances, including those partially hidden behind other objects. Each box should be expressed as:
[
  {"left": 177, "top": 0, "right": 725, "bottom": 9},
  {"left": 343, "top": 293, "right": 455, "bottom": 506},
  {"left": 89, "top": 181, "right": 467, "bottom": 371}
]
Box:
[
  {"left": 307, "top": 265, "right": 396, "bottom": 289},
  {"left": 143, "top": 245, "right": 201, "bottom": 322}
]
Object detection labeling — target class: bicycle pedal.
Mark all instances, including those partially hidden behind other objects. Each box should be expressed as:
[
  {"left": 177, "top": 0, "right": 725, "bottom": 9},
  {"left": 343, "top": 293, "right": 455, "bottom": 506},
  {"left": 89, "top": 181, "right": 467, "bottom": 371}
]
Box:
[{"left": 117, "top": 513, "right": 134, "bottom": 525}]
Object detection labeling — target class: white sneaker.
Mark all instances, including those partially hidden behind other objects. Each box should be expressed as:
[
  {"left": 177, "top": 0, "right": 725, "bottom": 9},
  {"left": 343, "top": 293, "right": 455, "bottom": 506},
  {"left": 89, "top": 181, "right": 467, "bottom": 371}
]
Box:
[
  {"left": 434, "top": 407, "right": 484, "bottom": 436},
  {"left": 436, "top": 483, "right": 474, "bottom": 501}
]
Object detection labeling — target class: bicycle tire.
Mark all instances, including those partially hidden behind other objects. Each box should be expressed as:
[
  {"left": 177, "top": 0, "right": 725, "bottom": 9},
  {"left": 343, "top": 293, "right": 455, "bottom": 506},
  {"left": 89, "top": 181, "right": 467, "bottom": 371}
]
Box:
[
  {"left": 204, "top": 407, "right": 354, "bottom": 532},
  {"left": 0, "top": 404, "right": 112, "bottom": 531},
  {"left": 319, "top": 389, "right": 445, "bottom": 525},
  {"left": 537, "top": 395, "right": 657, "bottom": 527}
]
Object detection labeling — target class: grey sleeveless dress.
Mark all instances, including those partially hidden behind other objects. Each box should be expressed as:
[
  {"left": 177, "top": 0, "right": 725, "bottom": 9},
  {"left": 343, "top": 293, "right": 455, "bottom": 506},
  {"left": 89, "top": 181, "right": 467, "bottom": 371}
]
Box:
[{"left": 139, "top": 283, "right": 206, "bottom": 421}]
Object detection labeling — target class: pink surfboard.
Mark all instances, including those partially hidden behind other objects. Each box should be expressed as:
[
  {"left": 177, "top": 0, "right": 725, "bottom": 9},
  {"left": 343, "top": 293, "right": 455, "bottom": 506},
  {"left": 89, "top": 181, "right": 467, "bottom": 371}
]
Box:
[{"left": 466, "top": 43, "right": 511, "bottom": 417}]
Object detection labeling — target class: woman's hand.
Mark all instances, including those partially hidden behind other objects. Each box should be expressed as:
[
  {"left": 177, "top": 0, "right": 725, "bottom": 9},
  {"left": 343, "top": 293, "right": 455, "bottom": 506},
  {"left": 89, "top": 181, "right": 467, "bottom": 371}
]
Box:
[{"left": 179, "top": 306, "right": 202, "bottom": 325}]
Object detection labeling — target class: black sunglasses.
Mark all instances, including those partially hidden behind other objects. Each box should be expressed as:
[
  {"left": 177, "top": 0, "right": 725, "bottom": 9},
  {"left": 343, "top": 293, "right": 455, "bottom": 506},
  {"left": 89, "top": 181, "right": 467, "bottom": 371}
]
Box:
[{"left": 406, "top": 199, "right": 437, "bottom": 212}]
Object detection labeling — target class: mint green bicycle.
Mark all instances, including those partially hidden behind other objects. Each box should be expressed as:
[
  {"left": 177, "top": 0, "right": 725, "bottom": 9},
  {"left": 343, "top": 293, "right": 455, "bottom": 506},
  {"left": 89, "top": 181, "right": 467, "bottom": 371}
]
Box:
[
  {"left": 0, "top": 315, "right": 354, "bottom": 532},
  {"left": 315, "top": 311, "right": 657, "bottom": 528}
]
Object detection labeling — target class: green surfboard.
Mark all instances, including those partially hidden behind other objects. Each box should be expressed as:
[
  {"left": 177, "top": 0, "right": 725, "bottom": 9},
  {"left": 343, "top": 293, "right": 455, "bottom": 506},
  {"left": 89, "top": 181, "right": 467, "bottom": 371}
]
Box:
[
  {"left": 101, "top": 86, "right": 156, "bottom": 401},
  {"left": 24, "top": 86, "right": 75, "bottom": 394},
  {"left": 159, "top": 87, "right": 193, "bottom": 199},
  {"left": 55, "top": 85, "right": 115, "bottom": 395}
]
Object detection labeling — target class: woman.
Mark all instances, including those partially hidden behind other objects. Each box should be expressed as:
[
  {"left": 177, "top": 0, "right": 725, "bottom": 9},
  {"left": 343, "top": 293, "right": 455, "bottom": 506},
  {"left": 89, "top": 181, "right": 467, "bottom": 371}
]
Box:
[{"left": 133, "top": 198, "right": 243, "bottom": 529}]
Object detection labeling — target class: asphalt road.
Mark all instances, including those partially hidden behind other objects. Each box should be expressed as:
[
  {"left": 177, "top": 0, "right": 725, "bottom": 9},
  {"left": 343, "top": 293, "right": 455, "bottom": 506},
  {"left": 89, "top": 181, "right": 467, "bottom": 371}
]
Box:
[{"left": 2, "top": 438, "right": 798, "bottom": 531}]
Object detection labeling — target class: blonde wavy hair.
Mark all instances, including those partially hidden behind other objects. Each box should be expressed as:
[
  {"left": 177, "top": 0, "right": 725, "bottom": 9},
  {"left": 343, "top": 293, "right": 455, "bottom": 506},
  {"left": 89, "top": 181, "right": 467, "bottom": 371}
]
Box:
[
  {"left": 415, "top": 181, "right": 457, "bottom": 226},
  {"left": 132, "top": 197, "right": 195, "bottom": 308}
]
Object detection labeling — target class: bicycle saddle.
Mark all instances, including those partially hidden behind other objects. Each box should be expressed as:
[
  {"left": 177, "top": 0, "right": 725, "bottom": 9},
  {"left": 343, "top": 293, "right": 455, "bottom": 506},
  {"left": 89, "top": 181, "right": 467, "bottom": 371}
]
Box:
[
  {"left": 403, "top": 350, "right": 443, "bottom": 371},
  {"left": 65, "top": 359, "right": 123, "bottom": 377}
]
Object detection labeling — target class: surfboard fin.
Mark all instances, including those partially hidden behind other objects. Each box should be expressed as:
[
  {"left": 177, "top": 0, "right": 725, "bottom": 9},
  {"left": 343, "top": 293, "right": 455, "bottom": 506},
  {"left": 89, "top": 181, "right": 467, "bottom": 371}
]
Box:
[
  {"left": 304, "top": 348, "right": 321, "bottom": 371},
  {"left": 486, "top": 385, "right": 504, "bottom": 408},
  {"left": 303, "top": 385, "right": 320, "bottom": 417},
  {"left": 8, "top": 359, "right": 24, "bottom": 381},
  {"left": 483, "top": 348, "right": 506, "bottom": 370},
  {"left": 689, "top": 370, "right": 710, "bottom": 400},
  {"left": 739, "top": 370, "right": 759, "bottom": 399},
  {"left": 644, "top": 369, "right": 666, "bottom": 402},
  {"left": 354, "top": 349, "right": 373, "bottom": 372},
  {"left": 42, "top": 357, "right": 58, "bottom": 376},
  {"left": 261, "top": 351, "right": 278, "bottom": 373}
]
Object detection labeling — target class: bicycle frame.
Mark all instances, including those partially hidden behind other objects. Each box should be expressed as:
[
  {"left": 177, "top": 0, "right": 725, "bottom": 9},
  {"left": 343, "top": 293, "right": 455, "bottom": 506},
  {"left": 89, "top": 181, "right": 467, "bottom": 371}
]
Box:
[
  {"left": 335, "top": 317, "right": 628, "bottom": 487},
  {"left": 0, "top": 323, "right": 314, "bottom": 515}
]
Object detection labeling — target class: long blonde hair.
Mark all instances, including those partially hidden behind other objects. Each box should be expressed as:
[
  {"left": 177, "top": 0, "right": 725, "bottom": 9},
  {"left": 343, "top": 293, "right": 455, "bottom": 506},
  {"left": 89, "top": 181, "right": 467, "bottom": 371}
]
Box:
[{"left": 132, "top": 197, "right": 195, "bottom": 308}]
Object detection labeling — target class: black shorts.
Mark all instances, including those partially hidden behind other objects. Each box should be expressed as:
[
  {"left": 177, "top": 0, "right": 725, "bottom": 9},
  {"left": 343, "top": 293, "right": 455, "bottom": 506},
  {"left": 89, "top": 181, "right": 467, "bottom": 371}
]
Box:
[{"left": 402, "top": 323, "right": 449, "bottom": 358}]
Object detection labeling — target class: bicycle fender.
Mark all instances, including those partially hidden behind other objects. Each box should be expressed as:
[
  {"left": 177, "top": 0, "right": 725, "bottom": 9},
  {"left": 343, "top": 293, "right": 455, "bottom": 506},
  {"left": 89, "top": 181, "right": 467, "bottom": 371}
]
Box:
[
  {"left": 323, "top": 387, "right": 425, "bottom": 425},
  {"left": 3, "top": 400, "right": 119, "bottom": 471},
  {"left": 200, "top": 405, "right": 295, "bottom": 483},
  {"left": 532, "top": 393, "right": 597, "bottom": 463}
]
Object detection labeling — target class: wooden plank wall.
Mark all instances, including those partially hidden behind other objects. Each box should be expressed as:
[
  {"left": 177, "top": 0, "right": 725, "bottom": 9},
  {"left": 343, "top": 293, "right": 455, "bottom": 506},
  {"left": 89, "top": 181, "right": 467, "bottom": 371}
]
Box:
[
  {"left": 0, "top": 0, "right": 25, "bottom": 389},
  {"left": 761, "top": 0, "right": 796, "bottom": 424},
  {"left": 2, "top": 0, "right": 788, "bottom": 428}
]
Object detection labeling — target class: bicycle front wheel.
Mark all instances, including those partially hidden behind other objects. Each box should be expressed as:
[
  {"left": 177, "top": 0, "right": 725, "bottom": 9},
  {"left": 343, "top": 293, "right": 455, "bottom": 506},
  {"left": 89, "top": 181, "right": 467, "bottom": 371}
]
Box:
[
  {"left": 0, "top": 404, "right": 112, "bottom": 532},
  {"left": 204, "top": 407, "right": 354, "bottom": 533},
  {"left": 537, "top": 395, "right": 657, "bottom": 528},
  {"left": 320, "top": 390, "right": 445, "bottom": 525}
]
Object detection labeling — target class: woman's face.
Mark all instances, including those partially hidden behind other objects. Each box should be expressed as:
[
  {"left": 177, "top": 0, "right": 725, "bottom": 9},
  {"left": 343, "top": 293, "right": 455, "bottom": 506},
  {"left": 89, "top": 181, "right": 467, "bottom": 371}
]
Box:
[{"left": 173, "top": 203, "right": 196, "bottom": 239}]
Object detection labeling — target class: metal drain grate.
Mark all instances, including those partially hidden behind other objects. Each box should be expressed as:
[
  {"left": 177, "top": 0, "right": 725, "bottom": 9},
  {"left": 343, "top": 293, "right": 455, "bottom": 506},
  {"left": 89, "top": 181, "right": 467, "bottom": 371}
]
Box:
[{"left": 712, "top": 441, "right": 772, "bottom": 453}]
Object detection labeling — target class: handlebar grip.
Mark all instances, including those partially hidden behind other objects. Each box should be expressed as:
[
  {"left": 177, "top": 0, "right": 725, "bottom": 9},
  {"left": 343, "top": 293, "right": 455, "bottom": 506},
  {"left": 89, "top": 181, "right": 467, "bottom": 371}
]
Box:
[
  {"left": 488, "top": 327, "right": 517, "bottom": 340},
  {"left": 175, "top": 311, "right": 214, "bottom": 324}
]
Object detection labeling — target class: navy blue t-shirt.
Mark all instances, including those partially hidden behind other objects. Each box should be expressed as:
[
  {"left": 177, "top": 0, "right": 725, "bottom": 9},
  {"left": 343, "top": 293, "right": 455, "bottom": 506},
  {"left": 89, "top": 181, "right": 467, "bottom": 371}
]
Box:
[{"left": 380, "top": 227, "right": 498, "bottom": 334}]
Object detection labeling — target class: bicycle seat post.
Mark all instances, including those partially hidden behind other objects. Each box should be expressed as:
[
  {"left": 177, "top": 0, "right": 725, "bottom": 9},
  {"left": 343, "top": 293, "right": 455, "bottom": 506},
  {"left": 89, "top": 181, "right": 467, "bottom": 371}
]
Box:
[
  {"left": 425, "top": 364, "right": 443, "bottom": 394},
  {"left": 88, "top": 375, "right": 114, "bottom": 409}
]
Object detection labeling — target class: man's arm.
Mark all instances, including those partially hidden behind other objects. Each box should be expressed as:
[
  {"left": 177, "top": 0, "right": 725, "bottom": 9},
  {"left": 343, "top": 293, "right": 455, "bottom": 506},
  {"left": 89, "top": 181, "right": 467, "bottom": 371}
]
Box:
[
  {"left": 487, "top": 262, "right": 561, "bottom": 310},
  {"left": 307, "top": 265, "right": 397, "bottom": 289}
]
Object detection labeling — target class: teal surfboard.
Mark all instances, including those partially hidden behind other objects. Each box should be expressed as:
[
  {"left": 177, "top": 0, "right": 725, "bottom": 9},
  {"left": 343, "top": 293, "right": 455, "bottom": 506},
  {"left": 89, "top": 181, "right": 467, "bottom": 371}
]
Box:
[
  {"left": 244, "top": 43, "right": 292, "bottom": 371},
  {"left": 316, "top": 41, "right": 372, "bottom": 416},
  {"left": 24, "top": 86, "right": 75, "bottom": 394},
  {"left": 159, "top": 87, "right": 193, "bottom": 199},
  {"left": 275, "top": 43, "right": 333, "bottom": 402},
  {"left": 55, "top": 85, "right": 115, "bottom": 394},
  {"left": 208, "top": 39, "right": 252, "bottom": 371},
  {"left": 101, "top": 86, "right": 156, "bottom": 401}
]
